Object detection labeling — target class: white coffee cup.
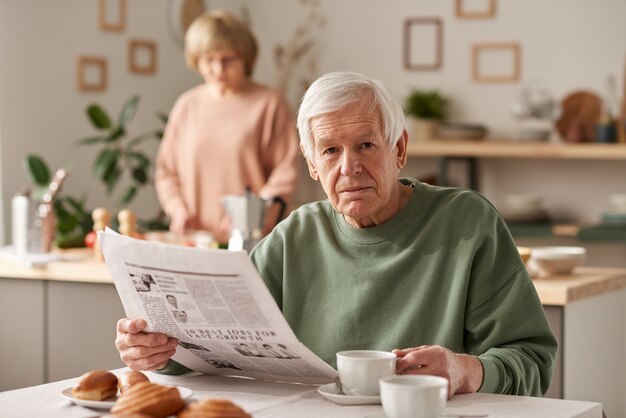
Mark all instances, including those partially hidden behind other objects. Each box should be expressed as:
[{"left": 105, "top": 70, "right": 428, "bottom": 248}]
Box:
[
  {"left": 336, "top": 350, "right": 396, "bottom": 396},
  {"left": 380, "top": 375, "right": 448, "bottom": 418}
]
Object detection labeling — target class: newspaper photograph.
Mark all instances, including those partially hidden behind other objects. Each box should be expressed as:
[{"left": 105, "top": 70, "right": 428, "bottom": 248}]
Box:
[{"left": 98, "top": 229, "right": 337, "bottom": 385}]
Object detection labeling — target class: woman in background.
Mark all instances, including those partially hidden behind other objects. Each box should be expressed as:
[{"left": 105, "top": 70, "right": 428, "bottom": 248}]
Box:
[{"left": 155, "top": 11, "right": 299, "bottom": 243}]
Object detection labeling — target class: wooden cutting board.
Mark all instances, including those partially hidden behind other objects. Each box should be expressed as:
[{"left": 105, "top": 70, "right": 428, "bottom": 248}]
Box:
[{"left": 555, "top": 91, "right": 602, "bottom": 142}]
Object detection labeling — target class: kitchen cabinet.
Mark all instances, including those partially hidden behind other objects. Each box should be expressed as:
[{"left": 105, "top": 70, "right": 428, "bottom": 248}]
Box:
[
  {"left": 534, "top": 268, "right": 626, "bottom": 418},
  {"left": 47, "top": 280, "right": 125, "bottom": 382},
  {"left": 0, "top": 278, "right": 45, "bottom": 391},
  {"left": 0, "top": 250, "right": 124, "bottom": 390}
]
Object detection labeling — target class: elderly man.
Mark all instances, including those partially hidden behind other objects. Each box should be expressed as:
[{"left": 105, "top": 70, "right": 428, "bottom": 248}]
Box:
[{"left": 115, "top": 72, "right": 556, "bottom": 397}]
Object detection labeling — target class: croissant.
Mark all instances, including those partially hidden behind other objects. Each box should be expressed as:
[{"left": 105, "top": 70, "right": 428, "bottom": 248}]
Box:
[
  {"left": 177, "top": 398, "right": 251, "bottom": 418},
  {"left": 71, "top": 369, "right": 118, "bottom": 401},
  {"left": 118, "top": 370, "right": 150, "bottom": 393},
  {"left": 111, "top": 382, "right": 185, "bottom": 418}
]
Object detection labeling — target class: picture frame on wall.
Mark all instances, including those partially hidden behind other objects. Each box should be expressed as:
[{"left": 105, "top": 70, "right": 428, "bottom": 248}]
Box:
[
  {"left": 77, "top": 56, "right": 107, "bottom": 92},
  {"left": 472, "top": 42, "right": 521, "bottom": 82},
  {"left": 99, "top": 0, "right": 127, "bottom": 32},
  {"left": 129, "top": 40, "right": 158, "bottom": 75},
  {"left": 456, "top": 0, "right": 496, "bottom": 19},
  {"left": 403, "top": 17, "right": 443, "bottom": 71}
]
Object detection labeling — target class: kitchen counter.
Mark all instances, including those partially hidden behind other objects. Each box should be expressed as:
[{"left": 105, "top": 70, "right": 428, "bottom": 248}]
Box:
[
  {"left": 2, "top": 250, "right": 626, "bottom": 306},
  {"left": 532, "top": 266, "right": 626, "bottom": 305},
  {"left": 0, "top": 248, "right": 111, "bottom": 283}
]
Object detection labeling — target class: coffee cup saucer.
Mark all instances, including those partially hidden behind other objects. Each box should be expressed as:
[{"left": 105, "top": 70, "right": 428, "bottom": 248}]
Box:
[{"left": 317, "top": 383, "right": 381, "bottom": 405}]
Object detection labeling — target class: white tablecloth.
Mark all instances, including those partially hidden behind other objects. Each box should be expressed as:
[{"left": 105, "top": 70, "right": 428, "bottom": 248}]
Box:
[{"left": 0, "top": 368, "right": 603, "bottom": 418}]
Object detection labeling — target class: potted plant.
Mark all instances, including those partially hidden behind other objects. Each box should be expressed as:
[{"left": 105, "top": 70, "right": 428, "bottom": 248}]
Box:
[
  {"left": 19, "top": 96, "right": 168, "bottom": 248},
  {"left": 404, "top": 89, "right": 448, "bottom": 142}
]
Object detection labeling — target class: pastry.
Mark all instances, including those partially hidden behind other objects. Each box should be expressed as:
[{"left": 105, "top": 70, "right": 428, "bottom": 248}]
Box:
[
  {"left": 71, "top": 369, "right": 118, "bottom": 401},
  {"left": 111, "top": 382, "right": 185, "bottom": 418},
  {"left": 100, "top": 413, "right": 154, "bottom": 418},
  {"left": 118, "top": 370, "right": 150, "bottom": 393},
  {"left": 177, "top": 398, "right": 251, "bottom": 418}
]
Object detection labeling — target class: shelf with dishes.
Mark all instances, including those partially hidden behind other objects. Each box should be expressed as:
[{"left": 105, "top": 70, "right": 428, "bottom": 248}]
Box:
[{"left": 501, "top": 193, "right": 626, "bottom": 242}]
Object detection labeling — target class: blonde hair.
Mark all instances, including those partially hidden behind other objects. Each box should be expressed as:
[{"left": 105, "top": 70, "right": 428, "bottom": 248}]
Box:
[{"left": 184, "top": 11, "right": 258, "bottom": 77}]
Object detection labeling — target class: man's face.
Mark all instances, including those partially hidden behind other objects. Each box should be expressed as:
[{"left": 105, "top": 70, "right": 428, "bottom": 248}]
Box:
[{"left": 305, "top": 102, "right": 408, "bottom": 227}]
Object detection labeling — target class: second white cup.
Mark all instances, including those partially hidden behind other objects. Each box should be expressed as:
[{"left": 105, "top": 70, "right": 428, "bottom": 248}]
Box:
[
  {"left": 380, "top": 375, "right": 448, "bottom": 418},
  {"left": 336, "top": 350, "right": 397, "bottom": 396}
]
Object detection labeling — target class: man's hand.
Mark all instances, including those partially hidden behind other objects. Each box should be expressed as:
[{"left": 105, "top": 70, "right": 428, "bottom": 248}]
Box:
[
  {"left": 393, "top": 345, "right": 483, "bottom": 399},
  {"left": 115, "top": 318, "right": 178, "bottom": 371}
]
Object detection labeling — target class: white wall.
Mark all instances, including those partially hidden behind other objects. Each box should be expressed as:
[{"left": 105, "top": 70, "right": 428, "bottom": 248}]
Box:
[{"left": 1, "top": 0, "right": 625, "bottom": 244}]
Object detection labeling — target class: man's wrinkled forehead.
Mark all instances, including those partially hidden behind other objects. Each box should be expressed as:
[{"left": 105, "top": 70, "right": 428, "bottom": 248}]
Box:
[{"left": 308, "top": 100, "right": 383, "bottom": 137}]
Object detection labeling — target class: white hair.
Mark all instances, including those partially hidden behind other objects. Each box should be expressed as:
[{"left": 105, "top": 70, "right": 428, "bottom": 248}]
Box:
[{"left": 297, "top": 71, "right": 406, "bottom": 160}]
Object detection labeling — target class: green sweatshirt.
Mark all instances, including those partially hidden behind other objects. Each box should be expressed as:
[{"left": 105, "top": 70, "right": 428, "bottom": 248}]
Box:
[
  {"left": 160, "top": 179, "right": 556, "bottom": 396},
  {"left": 250, "top": 179, "right": 556, "bottom": 396}
]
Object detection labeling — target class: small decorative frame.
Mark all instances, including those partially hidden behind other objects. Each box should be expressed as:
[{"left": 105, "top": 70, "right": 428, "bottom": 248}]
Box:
[
  {"left": 455, "top": 0, "right": 496, "bottom": 19},
  {"left": 99, "top": 0, "right": 127, "bottom": 32},
  {"left": 129, "top": 40, "right": 158, "bottom": 75},
  {"left": 472, "top": 42, "right": 521, "bottom": 83},
  {"left": 77, "top": 56, "right": 107, "bottom": 92},
  {"left": 403, "top": 17, "right": 443, "bottom": 71}
]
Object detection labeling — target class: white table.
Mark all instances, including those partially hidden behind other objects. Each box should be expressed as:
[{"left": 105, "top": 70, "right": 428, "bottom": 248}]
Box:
[{"left": 0, "top": 368, "right": 603, "bottom": 418}]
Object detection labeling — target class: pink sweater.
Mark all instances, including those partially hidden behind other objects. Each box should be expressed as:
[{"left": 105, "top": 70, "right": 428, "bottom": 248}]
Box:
[{"left": 155, "top": 82, "right": 299, "bottom": 239}]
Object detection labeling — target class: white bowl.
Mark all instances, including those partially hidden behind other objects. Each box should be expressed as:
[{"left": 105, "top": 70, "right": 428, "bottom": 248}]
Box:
[
  {"left": 529, "top": 246, "right": 586, "bottom": 276},
  {"left": 610, "top": 193, "right": 626, "bottom": 213},
  {"left": 505, "top": 194, "right": 544, "bottom": 213}
]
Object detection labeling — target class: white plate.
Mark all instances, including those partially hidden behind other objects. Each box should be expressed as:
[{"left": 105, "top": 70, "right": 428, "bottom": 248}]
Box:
[
  {"left": 317, "top": 383, "right": 380, "bottom": 405},
  {"left": 61, "top": 385, "right": 193, "bottom": 410}
]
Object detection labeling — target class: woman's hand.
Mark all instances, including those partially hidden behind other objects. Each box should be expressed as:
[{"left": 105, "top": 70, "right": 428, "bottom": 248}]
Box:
[
  {"left": 115, "top": 318, "right": 178, "bottom": 371},
  {"left": 393, "top": 345, "right": 483, "bottom": 399},
  {"left": 169, "top": 212, "right": 197, "bottom": 234}
]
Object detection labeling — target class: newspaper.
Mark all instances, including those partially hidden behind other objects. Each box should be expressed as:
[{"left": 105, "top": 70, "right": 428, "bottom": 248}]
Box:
[{"left": 99, "top": 229, "right": 337, "bottom": 385}]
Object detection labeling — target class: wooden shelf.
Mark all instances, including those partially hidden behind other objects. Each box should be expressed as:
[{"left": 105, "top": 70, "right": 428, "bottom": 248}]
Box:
[{"left": 407, "top": 139, "right": 626, "bottom": 160}]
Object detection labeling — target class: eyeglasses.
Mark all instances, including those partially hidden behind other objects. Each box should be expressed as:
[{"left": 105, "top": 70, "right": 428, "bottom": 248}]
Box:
[{"left": 201, "top": 54, "right": 242, "bottom": 68}]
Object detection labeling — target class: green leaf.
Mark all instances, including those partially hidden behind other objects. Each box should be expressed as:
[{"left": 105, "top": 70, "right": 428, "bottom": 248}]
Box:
[
  {"left": 105, "top": 166, "right": 122, "bottom": 194},
  {"left": 76, "top": 135, "right": 108, "bottom": 146},
  {"left": 157, "top": 112, "right": 168, "bottom": 125},
  {"left": 128, "top": 151, "right": 150, "bottom": 168},
  {"left": 24, "top": 154, "right": 51, "bottom": 186},
  {"left": 64, "top": 196, "right": 85, "bottom": 214},
  {"left": 55, "top": 230, "right": 87, "bottom": 248},
  {"left": 404, "top": 90, "right": 448, "bottom": 121},
  {"left": 93, "top": 149, "right": 119, "bottom": 180},
  {"left": 57, "top": 216, "right": 78, "bottom": 234},
  {"left": 53, "top": 199, "right": 71, "bottom": 221},
  {"left": 119, "top": 95, "right": 140, "bottom": 127},
  {"left": 132, "top": 166, "right": 148, "bottom": 184},
  {"left": 106, "top": 126, "right": 125, "bottom": 143},
  {"left": 87, "top": 105, "right": 112, "bottom": 129},
  {"left": 119, "top": 185, "right": 137, "bottom": 206}
]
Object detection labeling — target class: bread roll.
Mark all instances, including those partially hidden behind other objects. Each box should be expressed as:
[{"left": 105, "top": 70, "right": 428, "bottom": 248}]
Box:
[
  {"left": 177, "top": 398, "right": 251, "bottom": 418},
  {"left": 71, "top": 369, "right": 118, "bottom": 401},
  {"left": 111, "top": 382, "right": 185, "bottom": 418},
  {"left": 100, "top": 413, "right": 153, "bottom": 418},
  {"left": 118, "top": 370, "right": 150, "bottom": 393}
]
